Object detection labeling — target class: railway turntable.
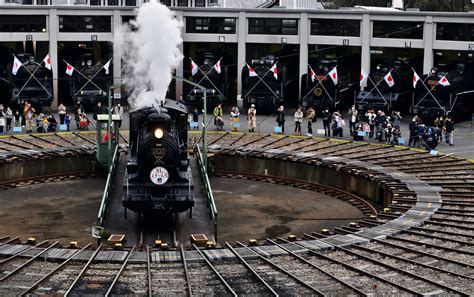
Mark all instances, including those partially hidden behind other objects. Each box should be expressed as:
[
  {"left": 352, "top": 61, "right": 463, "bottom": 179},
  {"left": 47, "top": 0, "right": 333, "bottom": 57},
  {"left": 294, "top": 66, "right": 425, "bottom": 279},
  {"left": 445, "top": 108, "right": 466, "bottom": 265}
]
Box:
[{"left": 0, "top": 132, "right": 474, "bottom": 295}]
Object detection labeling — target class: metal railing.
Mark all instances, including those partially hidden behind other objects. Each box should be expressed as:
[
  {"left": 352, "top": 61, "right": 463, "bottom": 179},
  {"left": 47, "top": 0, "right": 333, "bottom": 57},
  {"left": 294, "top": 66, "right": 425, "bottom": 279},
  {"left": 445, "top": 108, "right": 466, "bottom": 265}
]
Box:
[
  {"left": 96, "top": 144, "right": 119, "bottom": 226},
  {"left": 195, "top": 144, "right": 218, "bottom": 241}
]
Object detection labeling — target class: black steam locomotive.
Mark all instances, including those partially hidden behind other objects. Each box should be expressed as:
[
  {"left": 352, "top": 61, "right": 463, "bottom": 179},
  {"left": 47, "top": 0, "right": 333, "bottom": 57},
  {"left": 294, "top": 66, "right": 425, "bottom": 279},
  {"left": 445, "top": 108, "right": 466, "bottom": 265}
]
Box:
[
  {"left": 123, "top": 100, "right": 194, "bottom": 215},
  {"left": 242, "top": 55, "right": 283, "bottom": 111},
  {"left": 11, "top": 54, "right": 53, "bottom": 107},
  {"left": 411, "top": 63, "right": 474, "bottom": 123},
  {"left": 357, "top": 60, "right": 411, "bottom": 112},
  {"left": 186, "top": 53, "right": 225, "bottom": 108},
  {"left": 68, "top": 54, "right": 109, "bottom": 107},
  {"left": 301, "top": 60, "right": 338, "bottom": 110}
]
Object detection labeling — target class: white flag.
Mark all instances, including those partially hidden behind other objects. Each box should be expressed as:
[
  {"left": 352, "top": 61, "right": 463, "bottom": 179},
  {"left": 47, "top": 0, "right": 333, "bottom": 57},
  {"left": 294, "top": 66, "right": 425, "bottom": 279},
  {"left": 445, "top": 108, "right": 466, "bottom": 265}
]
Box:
[
  {"left": 42, "top": 54, "right": 51, "bottom": 70},
  {"left": 213, "top": 58, "right": 222, "bottom": 74},
  {"left": 270, "top": 63, "right": 278, "bottom": 80},
  {"left": 384, "top": 70, "right": 395, "bottom": 88},
  {"left": 413, "top": 69, "right": 420, "bottom": 89},
  {"left": 103, "top": 59, "right": 111, "bottom": 75},
  {"left": 310, "top": 67, "right": 316, "bottom": 82},
  {"left": 439, "top": 75, "right": 450, "bottom": 86},
  {"left": 328, "top": 66, "right": 338, "bottom": 85},
  {"left": 12, "top": 55, "right": 22, "bottom": 76},
  {"left": 191, "top": 59, "right": 198, "bottom": 76},
  {"left": 66, "top": 63, "right": 74, "bottom": 76},
  {"left": 360, "top": 68, "right": 368, "bottom": 88},
  {"left": 247, "top": 63, "right": 258, "bottom": 77}
]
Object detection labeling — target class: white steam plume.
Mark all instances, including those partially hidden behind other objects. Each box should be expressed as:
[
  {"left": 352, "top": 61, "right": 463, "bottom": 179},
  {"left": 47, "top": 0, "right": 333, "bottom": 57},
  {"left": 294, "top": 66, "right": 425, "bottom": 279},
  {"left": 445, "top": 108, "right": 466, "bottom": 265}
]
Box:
[{"left": 119, "top": 0, "right": 183, "bottom": 110}]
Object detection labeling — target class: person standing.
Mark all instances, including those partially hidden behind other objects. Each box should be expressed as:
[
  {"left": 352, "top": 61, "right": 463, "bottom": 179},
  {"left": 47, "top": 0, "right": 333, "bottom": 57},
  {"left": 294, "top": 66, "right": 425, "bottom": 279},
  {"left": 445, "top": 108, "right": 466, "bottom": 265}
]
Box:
[
  {"left": 348, "top": 105, "right": 358, "bottom": 136},
  {"left": 230, "top": 106, "right": 240, "bottom": 132},
  {"left": 192, "top": 107, "right": 199, "bottom": 130},
  {"left": 336, "top": 115, "right": 345, "bottom": 138},
  {"left": 5, "top": 107, "right": 13, "bottom": 132},
  {"left": 247, "top": 104, "right": 257, "bottom": 132},
  {"left": 113, "top": 103, "right": 124, "bottom": 128},
  {"left": 213, "top": 103, "right": 224, "bottom": 131},
  {"left": 392, "top": 111, "right": 402, "bottom": 129},
  {"left": 294, "top": 106, "right": 303, "bottom": 135},
  {"left": 365, "top": 109, "right": 376, "bottom": 138},
  {"left": 322, "top": 108, "right": 331, "bottom": 137},
  {"left": 0, "top": 105, "right": 5, "bottom": 134},
  {"left": 306, "top": 106, "right": 316, "bottom": 137},
  {"left": 445, "top": 118, "right": 454, "bottom": 146},
  {"left": 58, "top": 103, "right": 67, "bottom": 125},
  {"left": 74, "top": 101, "right": 84, "bottom": 129},
  {"left": 276, "top": 105, "right": 285, "bottom": 134},
  {"left": 24, "top": 103, "right": 35, "bottom": 133}
]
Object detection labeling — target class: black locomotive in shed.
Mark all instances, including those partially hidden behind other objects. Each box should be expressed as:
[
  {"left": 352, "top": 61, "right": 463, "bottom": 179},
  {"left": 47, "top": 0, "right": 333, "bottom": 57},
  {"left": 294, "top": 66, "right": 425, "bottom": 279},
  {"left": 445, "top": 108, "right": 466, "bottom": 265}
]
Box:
[
  {"left": 123, "top": 100, "right": 194, "bottom": 215},
  {"left": 11, "top": 53, "right": 53, "bottom": 107}
]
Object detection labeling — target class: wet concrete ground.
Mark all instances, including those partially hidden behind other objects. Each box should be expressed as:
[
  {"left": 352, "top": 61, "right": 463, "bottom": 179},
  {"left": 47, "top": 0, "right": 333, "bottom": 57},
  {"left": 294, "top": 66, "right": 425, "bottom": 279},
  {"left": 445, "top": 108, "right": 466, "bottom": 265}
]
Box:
[
  {"left": 0, "top": 178, "right": 104, "bottom": 244},
  {"left": 211, "top": 177, "right": 366, "bottom": 243}
]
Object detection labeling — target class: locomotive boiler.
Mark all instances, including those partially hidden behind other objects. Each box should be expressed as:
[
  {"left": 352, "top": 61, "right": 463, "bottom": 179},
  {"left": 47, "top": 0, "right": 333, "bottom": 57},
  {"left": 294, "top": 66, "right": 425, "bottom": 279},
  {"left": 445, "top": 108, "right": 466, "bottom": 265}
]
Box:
[
  {"left": 123, "top": 100, "right": 194, "bottom": 215},
  {"left": 11, "top": 54, "right": 53, "bottom": 107}
]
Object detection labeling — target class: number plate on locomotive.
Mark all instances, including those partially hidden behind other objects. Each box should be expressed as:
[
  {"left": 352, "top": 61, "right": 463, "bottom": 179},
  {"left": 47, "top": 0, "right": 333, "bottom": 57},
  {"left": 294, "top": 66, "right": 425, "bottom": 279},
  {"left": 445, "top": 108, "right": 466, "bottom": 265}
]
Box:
[{"left": 152, "top": 147, "right": 166, "bottom": 155}]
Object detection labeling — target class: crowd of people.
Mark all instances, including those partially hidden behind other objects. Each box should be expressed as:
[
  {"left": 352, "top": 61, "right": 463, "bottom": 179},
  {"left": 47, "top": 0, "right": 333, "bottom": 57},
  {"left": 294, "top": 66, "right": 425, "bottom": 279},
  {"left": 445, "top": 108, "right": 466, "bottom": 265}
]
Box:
[{"left": 0, "top": 100, "right": 124, "bottom": 134}]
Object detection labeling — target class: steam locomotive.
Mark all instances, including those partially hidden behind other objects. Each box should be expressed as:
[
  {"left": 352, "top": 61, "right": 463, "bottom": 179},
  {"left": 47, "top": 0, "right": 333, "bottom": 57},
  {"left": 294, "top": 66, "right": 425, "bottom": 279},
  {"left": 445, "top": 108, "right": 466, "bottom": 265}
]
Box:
[
  {"left": 242, "top": 55, "right": 284, "bottom": 111},
  {"left": 357, "top": 60, "right": 411, "bottom": 112},
  {"left": 186, "top": 52, "right": 226, "bottom": 108},
  {"left": 123, "top": 100, "right": 194, "bottom": 215},
  {"left": 68, "top": 54, "right": 109, "bottom": 107},
  {"left": 301, "top": 60, "right": 338, "bottom": 110},
  {"left": 411, "top": 63, "right": 474, "bottom": 123},
  {"left": 11, "top": 54, "right": 53, "bottom": 107}
]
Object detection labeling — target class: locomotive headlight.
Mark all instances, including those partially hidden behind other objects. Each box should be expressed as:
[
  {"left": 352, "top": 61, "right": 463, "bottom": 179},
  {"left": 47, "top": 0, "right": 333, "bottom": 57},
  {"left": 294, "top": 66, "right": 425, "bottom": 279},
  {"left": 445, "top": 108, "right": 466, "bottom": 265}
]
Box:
[{"left": 154, "top": 128, "right": 164, "bottom": 139}]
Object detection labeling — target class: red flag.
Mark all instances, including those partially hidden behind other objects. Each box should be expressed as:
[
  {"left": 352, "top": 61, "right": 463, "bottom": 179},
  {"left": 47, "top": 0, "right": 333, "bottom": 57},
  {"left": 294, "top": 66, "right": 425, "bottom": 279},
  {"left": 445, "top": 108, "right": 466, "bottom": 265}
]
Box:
[
  {"left": 247, "top": 63, "right": 257, "bottom": 77},
  {"left": 384, "top": 70, "right": 395, "bottom": 87},
  {"left": 310, "top": 67, "right": 316, "bottom": 82},
  {"left": 270, "top": 63, "right": 278, "bottom": 79},
  {"left": 66, "top": 63, "right": 74, "bottom": 76},
  {"left": 190, "top": 58, "right": 198, "bottom": 76},
  {"left": 413, "top": 69, "right": 420, "bottom": 88},
  {"left": 43, "top": 54, "right": 51, "bottom": 70},
  {"left": 328, "top": 67, "right": 338, "bottom": 85},
  {"left": 439, "top": 75, "right": 450, "bottom": 86}
]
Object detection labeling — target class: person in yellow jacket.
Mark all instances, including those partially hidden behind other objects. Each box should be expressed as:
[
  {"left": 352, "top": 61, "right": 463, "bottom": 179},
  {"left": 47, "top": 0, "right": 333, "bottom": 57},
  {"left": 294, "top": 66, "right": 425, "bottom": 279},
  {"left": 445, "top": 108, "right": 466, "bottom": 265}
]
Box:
[{"left": 213, "top": 103, "right": 224, "bottom": 131}]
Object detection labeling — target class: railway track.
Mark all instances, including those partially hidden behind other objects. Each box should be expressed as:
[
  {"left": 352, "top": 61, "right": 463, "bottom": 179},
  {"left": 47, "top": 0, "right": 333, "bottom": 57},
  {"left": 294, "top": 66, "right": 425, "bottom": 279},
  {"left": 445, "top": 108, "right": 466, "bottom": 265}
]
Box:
[{"left": 1, "top": 131, "right": 473, "bottom": 295}]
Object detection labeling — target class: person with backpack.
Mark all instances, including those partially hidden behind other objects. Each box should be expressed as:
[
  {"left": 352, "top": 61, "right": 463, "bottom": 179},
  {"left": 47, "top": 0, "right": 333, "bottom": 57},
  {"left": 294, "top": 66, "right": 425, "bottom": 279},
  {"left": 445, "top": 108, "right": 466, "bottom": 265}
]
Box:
[{"left": 306, "top": 106, "right": 316, "bottom": 137}]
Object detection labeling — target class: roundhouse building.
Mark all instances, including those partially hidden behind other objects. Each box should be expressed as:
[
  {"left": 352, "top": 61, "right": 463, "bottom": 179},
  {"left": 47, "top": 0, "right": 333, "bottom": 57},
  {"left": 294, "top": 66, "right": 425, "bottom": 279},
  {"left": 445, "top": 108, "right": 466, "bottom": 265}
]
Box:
[{"left": 0, "top": 0, "right": 472, "bottom": 108}]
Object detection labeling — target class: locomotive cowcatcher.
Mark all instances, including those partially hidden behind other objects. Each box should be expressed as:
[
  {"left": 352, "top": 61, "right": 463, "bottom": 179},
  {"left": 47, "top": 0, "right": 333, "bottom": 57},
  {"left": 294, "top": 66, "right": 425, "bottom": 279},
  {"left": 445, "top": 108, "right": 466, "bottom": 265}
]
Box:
[{"left": 123, "top": 100, "right": 194, "bottom": 215}]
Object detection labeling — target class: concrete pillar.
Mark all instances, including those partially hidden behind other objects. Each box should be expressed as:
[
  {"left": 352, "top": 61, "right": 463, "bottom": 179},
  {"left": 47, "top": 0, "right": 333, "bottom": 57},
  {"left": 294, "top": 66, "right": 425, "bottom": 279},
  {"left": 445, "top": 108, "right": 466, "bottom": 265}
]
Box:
[
  {"left": 48, "top": 9, "right": 59, "bottom": 109},
  {"left": 360, "top": 14, "right": 371, "bottom": 90},
  {"left": 236, "top": 11, "right": 246, "bottom": 108},
  {"left": 112, "top": 10, "right": 122, "bottom": 97},
  {"left": 175, "top": 10, "right": 184, "bottom": 99},
  {"left": 423, "top": 16, "right": 434, "bottom": 75},
  {"left": 298, "top": 12, "right": 308, "bottom": 100}
]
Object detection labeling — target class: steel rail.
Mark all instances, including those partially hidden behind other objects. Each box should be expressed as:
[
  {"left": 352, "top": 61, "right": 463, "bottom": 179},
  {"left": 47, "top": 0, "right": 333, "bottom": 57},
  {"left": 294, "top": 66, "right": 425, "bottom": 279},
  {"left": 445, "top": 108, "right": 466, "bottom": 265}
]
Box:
[
  {"left": 19, "top": 243, "right": 92, "bottom": 296},
  {"left": 224, "top": 242, "right": 278, "bottom": 296},
  {"left": 105, "top": 245, "right": 136, "bottom": 297},
  {"left": 191, "top": 244, "right": 237, "bottom": 296},
  {"left": 53, "top": 132, "right": 78, "bottom": 146},
  {"left": 208, "top": 132, "right": 230, "bottom": 146},
  {"left": 0, "top": 241, "right": 59, "bottom": 282},
  {"left": 387, "top": 235, "right": 474, "bottom": 255},
  {"left": 72, "top": 132, "right": 96, "bottom": 145},
  {"left": 64, "top": 244, "right": 103, "bottom": 297},
  {"left": 0, "top": 240, "right": 49, "bottom": 265},
  {"left": 333, "top": 245, "right": 471, "bottom": 296},
  {"left": 348, "top": 237, "right": 473, "bottom": 281},
  {"left": 0, "top": 139, "right": 32, "bottom": 150},
  {"left": 234, "top": 241, "right": 326, "bottom": 296},
  {"left": 413, "top": 226, "right": 474, "bottom": 239},
  {"left": 28, "top": 133, "right": 64, "bottom": 147},
  {"left": 265, "top": 238, "right": 367, "bottom": 296},
  {"left": 401, "top": 229, "right": 474, "bottom": 246},
  {"left": 259, "top": 134, "right": 288, "bottom": 148},
  {"left": 428, "top": 218, "right": 474, "bottom": 229},
  {"left": 146, "top": 245, "right": 152, "bottom": 297},
  {"left": 180, "top": 245, "right": 193, "bottom": 297},
  {"left": 0, "top": 170, "right": 96, "bottom": 190},
  {"left": 275, "top": 238, "right": 423, "bottom": 295},
  {"left": 10, "top": 135, "right": 44, "bottom": 149},
  {"left": 0, "top": 237, "right": 19, "bottom": 246}
]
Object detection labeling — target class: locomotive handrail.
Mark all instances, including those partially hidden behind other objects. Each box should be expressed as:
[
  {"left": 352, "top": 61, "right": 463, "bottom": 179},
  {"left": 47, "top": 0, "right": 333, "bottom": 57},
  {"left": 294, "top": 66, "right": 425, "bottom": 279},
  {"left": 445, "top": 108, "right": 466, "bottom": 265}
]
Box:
[
  {"left": 195, "top": 144, "right": 218, "bottom": 241},
  {"left": 96, "top": 144, "right": 120, "bottom": 226}
]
